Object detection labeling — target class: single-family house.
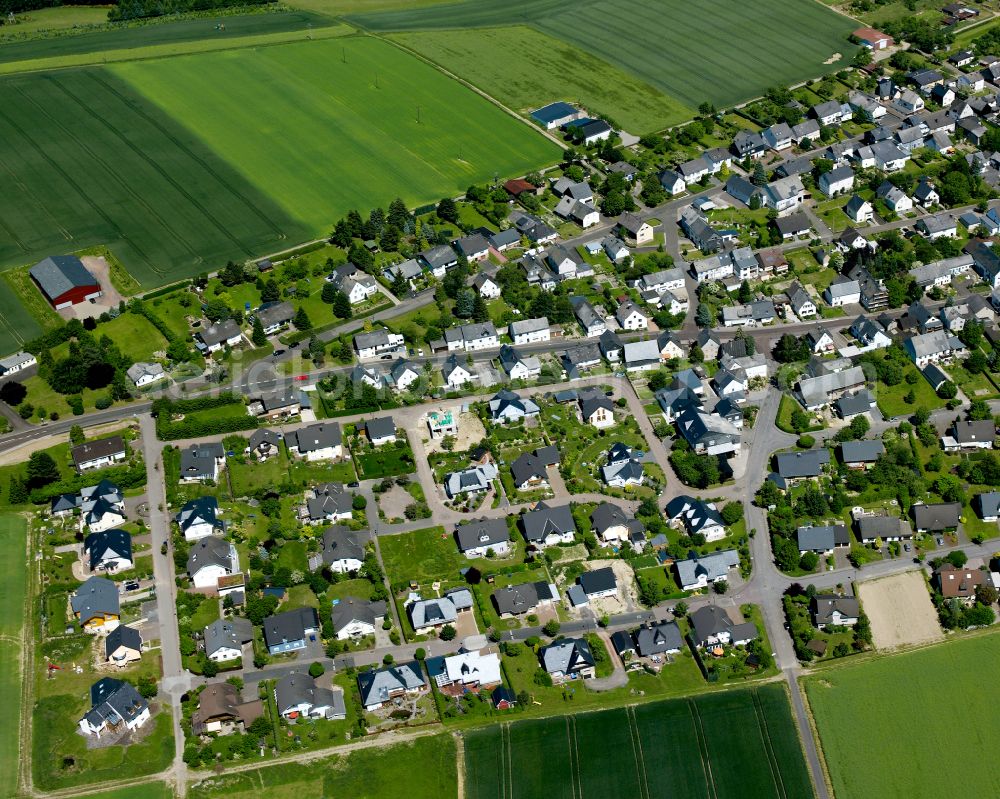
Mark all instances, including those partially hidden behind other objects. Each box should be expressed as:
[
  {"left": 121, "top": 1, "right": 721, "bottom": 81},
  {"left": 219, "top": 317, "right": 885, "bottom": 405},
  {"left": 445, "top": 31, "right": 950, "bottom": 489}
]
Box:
[
  {"left": 689, "top": 605, "right": 758, "bottom": 648},
  {"left": 187, "top": 536, "right": 239, "bottom": 590},
  {"left": 455, "top": 518, "right": 510, "bottom": 558},
  {"left": 284, "top": 423, "right": 342, "bottom": 461},
  {"left": 175, "top": 496, "right": 223, "bottom": 541},
  {"left": 357, "top": 661, "right": 427, "bottom": 711},
  {"left": 78, "top": 678, "right": 149, "bottom": 738},
  {"left": 262, "top": 607, "right": 320, "bottom": 655}
]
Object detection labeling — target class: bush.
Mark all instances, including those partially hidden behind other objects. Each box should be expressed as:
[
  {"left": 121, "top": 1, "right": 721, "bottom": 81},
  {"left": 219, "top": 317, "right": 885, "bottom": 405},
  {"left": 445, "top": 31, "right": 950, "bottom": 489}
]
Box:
[
  {"left": 542, "top": 619, "right": 561, "bottom": 637},
  {"left": 439, "top": 624, "right": 457, "bottom": 641},
  {"left": 796, "top": 434, "right": 815, "bottom": 449},
  {"left": 352, "top": 495, "right": 368, "bottom": 511},
  {"left": 308, "top": 661, "right": 325, "bottom": 678}
]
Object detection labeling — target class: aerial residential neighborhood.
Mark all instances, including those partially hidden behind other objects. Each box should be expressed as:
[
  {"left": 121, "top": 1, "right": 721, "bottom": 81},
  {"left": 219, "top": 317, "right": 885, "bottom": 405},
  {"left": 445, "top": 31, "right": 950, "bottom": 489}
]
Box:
[{"left": 7, "top": 1, "right": 1000, "bottom": 798}]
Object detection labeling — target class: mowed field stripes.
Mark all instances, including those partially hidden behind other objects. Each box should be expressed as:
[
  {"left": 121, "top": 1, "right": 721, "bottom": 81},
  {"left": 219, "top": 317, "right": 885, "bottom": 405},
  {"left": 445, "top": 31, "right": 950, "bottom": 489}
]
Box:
[
  {"left": 353, "top": 0, "right": 857, "bottom": 114},
  {"left": 463, "top": 686, "right": 815, "bottom": 799},
  {"left": 0, "top": 70, "right": 304, "bottom": 281}
]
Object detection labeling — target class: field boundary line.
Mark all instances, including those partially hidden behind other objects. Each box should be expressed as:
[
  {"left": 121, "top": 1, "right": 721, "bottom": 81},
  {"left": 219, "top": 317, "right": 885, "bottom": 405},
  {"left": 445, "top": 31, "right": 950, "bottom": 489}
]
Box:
[
  {"left": 453, "top": 731, "right": 467, "bottom": 799},
  {"left": 362, "top": 31, "right": 566, "bottom": 150},
  {"left": 86, "top": 70, "right": 288, "bottom": 242},
  {"left": 750, "top": 689, "right": 787, "bottom": 799},
  {"left": 14, "top": 77, "right": 188, "bottom": 274},
  {"left": 0, "top": 95, "right": 158, "bottom": 277},
  {"left": 794, "top": 677, "right": 837, "bottom": 799},
  {"left": 15, "top": 513, "right": 35, "bottom": 798},
  {"left": 687, "top": 698, "right": 719, "bottom": 799},
  {"left": 625, "top": 706, "right": 650, "bottom": 799},
  {"left": 54, "top": 72, "right": 254, "bottom": 258}
]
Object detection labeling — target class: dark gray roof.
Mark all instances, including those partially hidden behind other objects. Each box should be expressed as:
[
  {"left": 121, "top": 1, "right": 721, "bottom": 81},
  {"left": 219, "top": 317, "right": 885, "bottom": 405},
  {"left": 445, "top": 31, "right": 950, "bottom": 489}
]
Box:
[
  {"left": 248, "top": 428, "right": 282, "bottom": 451},
  {"left": 977, "top": 491, "right": 1000, "bottom": 519},
  {"left": 330, "top": 596, "right": 387, "bottom": 634},
  {"left": 285, "top": 422, "right": 341, "bottom": 453},
  {"left": 953, "top": 419, "right": 996, "bottom": 444},
  {"left": 455, "top": 518, "right": 510, "bottom": 552},
  {"left": 365, "top": 416, "right": 396, "bottom": 441},
  {"left": 357, "top": 661, "right": 426, "bottom": 707},
  {"left": 275, "top": 671, "right": 339, "bottom": 715},
  {"left": 186, "top": 536, "right": 233, "bottom": 575},
  {"left": 71, "top": 576, "right": 120, "bottom": 621},
  {"left": 420, "top": 245, "right": 458, "bottom": 270},
  {"left": 84, "top": 677, "right": 147, "bottom": 730},
  {"left": 521, "top": 502, "right": 575, "bottom": 543},
  {"left": 71, "top": 436, "right": 125, "bottom": 467},
  {"left": 579, "top": 567, "right": 616, "bottom": 596},
  {"left": 579, "top": 387, "right": 613, "bottom": 419},
  {"left": 912, "top": 502, "right": 962, "bottom": 531},
  {"left": 84, "top": 529, "right": 132, "bottom": 571},
  {"left": 813, "top": 595, "right": 860, "bottom": 625},
  {"left": 204, "top": 617, "right": 253, "bottom": 657},
  {"left": 635, "top": 621, "right": 683, "bottom": 656},
  {"left": 590, "top": 502, "right": 627, "bottom": 534},
  {"left": 180, "top": 442, "right": 224, "bottom": 479},
  {"left": 796, "top": 525, "right": 849, "bottom": 551},
  {"left": 196, "top": 319, "right": 242, "bottom": 347},
  {"left": 775, "top": 449, "right": 830, "bottom": 478},
  {"left": 30, "top": 255, "right": 98, "bottom": 299},
  {"left": 840, "top": 440, "right": 885, "bottom": 464},
  {"left": 175, "top": 496, "right": 222, "bottom": 534},
  {"left": 510, "top": 447, "right": 559, "bottom": 487},
  {"left": 321, "top": 525, "right": 366, "bottom": 565},
  {"left": 105, "top": 624, "right": 142, "bottom": 658},
  {"left": 263, "top": 607, "right": 319, "bottom": 650},
  {"left": 492, "top": 581, "right": 556, "bottom": 615},
  {"left": 856, "top": 514, "right": 912, "bottom": 540},
  {"left": 256, "top": 301, "right": 294, "bottom": 328},
  {"left": 690, "top": 605, "right": 736, "bottom": 643},
  {"left": 308, "top": 483, "right": 353, "bottom": 520}
]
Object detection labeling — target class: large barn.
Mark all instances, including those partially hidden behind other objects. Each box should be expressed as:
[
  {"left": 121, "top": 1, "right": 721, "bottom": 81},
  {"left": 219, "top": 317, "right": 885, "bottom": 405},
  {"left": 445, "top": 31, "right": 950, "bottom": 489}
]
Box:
[{"left": 29, "top": 256, "right": 102, "bottom": 309}]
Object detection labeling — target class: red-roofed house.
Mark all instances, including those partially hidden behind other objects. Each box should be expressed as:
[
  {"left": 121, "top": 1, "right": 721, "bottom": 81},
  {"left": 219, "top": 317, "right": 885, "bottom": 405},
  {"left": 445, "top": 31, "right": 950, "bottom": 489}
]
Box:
[{"left": 853, "top": 27, "right": 894, "bottom": 50}]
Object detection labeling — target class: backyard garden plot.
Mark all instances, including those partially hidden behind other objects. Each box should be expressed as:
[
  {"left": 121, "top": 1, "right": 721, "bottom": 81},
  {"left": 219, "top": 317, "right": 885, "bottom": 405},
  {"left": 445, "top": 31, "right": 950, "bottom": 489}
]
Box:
[
  {"left": 111, "top": 36, "right": 560, "bottom": 235},
  {"left": 354, "top": 0, "right": 858, "bottom": 116},
  {"left": 806, "top": 632, "right": 1000, "bottom": 799},
  {"left": 464, "top": 685, "right": 814, "bottom": 799}
]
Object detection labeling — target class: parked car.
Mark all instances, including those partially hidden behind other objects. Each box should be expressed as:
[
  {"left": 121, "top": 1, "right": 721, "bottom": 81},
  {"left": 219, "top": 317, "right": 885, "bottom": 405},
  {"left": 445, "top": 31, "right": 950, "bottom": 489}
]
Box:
[
  {"left": 348, "top": 481, "right": 360, "bottom": 488},
  {"left": 124, "top": 581, "right": 140, "bottom": 592}
]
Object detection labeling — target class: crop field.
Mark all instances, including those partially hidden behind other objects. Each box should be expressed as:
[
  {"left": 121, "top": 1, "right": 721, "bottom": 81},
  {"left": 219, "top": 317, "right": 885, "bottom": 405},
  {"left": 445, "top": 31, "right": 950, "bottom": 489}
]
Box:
[
  {"left": 111, "top": 36, "right": 559, "bottom": 232},
  {"left": 0, "top": 35, "right": 556, "bottom": 353},
  {"left": 390, "top": 26, "right": 692, "bottom": 132},
  {"left": 0, "top": 9, "right": 333, "bottom": 68},
  {"left": 0, "top": 515, "right": 27, "bottom": 799},
  {"left": 464, "top": 685, "right": 814, "bottom": 799},
  {"left": 806, "top": 633, "right": 1000, "bottom": 798},
  {"left": 353, "top": 0, "right": 858, "bottom": 115}
]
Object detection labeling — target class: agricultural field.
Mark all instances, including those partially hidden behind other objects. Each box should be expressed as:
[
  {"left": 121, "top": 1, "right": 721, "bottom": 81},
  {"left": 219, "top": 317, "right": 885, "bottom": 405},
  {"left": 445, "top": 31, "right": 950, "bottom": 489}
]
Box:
[
  {"left": 806, "top": 633, "right": 1000, "bottom": 798},
  {"left": 0, "top": 34, "right": 557, "bottom": 354},
  {"left": 354, "top": 0, "right": 858, "bottom": 113},
  {"left": 0, "top": 515, "right": 27, "bottom": 799},
  {"left": 111, "top": 36, "right": 558, "bottom": 233},
  {"left": 189, "top": 734, "right": 457, "bottom": 798},
  {"left": 0, "top": 9, "right": 336, "bottom": 69},
  {"left": 464, "top": 684, "right": 814, "bottom": 799},
  {"left": 390, "top": 26, "right": 692, "bottom": 132}
]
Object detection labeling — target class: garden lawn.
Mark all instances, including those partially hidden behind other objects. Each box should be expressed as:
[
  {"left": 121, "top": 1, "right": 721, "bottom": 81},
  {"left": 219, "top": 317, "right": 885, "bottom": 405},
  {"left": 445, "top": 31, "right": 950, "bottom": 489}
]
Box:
[
  {"left": 390, "top": 26, "right": 692, "bottom": 132},
  {"left": 354, "top": 0, "right": 858, "bottom": 112},
  {"left": 355, "top": 446, "right": 415, "bottom": 479},
  {"left": 378, "top": 526, "right": 462, "bottom": 586},
  {"left": 189, "top": 734, "right": 456, "bottom": 799},
  {"left": 875, "top": 369, "right": 944, "bottom": 418},
  {"left": 111, "top": 36, "right": 559, "bottom": 236},
  {"left": 806, "top": 632, "right": 1000, "bottom": 799}
]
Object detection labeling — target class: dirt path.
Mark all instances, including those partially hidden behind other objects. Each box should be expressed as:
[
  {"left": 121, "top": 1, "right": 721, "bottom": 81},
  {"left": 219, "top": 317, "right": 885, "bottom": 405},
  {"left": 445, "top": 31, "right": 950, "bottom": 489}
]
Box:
[{"left": 453, "top": 731, "right": 467, "bottom": 799}]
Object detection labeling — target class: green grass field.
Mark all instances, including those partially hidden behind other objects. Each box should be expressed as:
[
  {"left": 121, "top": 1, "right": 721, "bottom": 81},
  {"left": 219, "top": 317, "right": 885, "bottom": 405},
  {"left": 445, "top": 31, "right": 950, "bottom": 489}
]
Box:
[
  {"left": 0, "top": 33, "right": 556, "bottom": 355},
  {"left": 0, "top": 514, "right": 27, "bottom": 799},
  {"left": 0, "top": 9, "right": 334, "bottom": 67},
  {"left": 378, "top": 525, "right": 460, "bottom": 585},
  {"left": 66, "top": 784, "right": 174, "bottom": 799},
  {"left": 465, "top": 684, "right": 814, "bottom": 799},
  {"left": 390, "top": 25, "right": 692, "bottom": 132},
  {"left": 353, "top": 0, "right": 858, "bottom": 112},
  {"left": 806, "top": 633, "right": 1000, "bottom": 798},
  {"left": 112, "top": 36, "right": 559, "bottom": 233},
  {"left": 189, "top": 734, "right": 456, "bottom": 798}
]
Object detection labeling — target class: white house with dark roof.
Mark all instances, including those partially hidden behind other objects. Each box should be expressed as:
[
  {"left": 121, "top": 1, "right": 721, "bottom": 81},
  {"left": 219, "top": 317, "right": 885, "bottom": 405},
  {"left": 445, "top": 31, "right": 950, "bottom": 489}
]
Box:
[
  {"left": 357, "top": 661, "right": 427, "bottom": 711},
  {"left": 126, "top": 362, "right": 166, "bottom": 388},
  {"left": 675, "top": 550, "right": 739, "bottom": 591},
  {"left": 187, "top": 536, "right": 239, "bottom": 590},
  {"left": 284, "top": 423, "right": 342, "bottom": 461},
  {"left": 455, "top": 518, "right": 510, "bottom": 558}
]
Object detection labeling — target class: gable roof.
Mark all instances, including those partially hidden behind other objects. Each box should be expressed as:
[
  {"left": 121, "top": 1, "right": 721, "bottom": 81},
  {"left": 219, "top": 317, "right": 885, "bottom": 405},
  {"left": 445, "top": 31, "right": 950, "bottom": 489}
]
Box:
[
  {"left": 455, "top": 518, "right": 510, "bottom": 551},
  {"left": 84, "top": 529, "right": 132, "bottom": 570},
  {"left": 331, "top": 596, "right": 387, "bottom": 634},
  {"left": 30, "top": 255, "right": 98, "bottom": 299},
  {"left": 521, "top": 502, "right": 575, "bottom": 542},
  {"left": 775, "top": 449, "right": 830, "bottom": 478},
  {"left": 357, "top": 661, "right": 426, "bottom": 706},
  {"left": 321, "top": 525, "right": 366, "bottom": 565},
  {"left": 579, "top": 567, "right": 616, "bottom": 596},
  {"left": 263, "top": 607, "right": 319, "bottom": 649},
  {"left": 71, "top": 576, "right": 120, "bottom": 621}
]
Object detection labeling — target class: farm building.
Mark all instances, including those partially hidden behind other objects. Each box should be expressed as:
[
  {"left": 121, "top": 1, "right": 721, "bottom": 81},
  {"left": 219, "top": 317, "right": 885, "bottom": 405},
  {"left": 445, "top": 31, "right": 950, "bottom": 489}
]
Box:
[{"left": 29, "top": 255, "right": 102, "bottom": 309}]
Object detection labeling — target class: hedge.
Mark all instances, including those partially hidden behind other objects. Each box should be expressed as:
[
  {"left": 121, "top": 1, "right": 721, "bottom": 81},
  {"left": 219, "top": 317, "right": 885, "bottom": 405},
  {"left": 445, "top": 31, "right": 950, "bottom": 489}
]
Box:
[{"left": 28, "top": 461, "right": 148, "bottom": 505}]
